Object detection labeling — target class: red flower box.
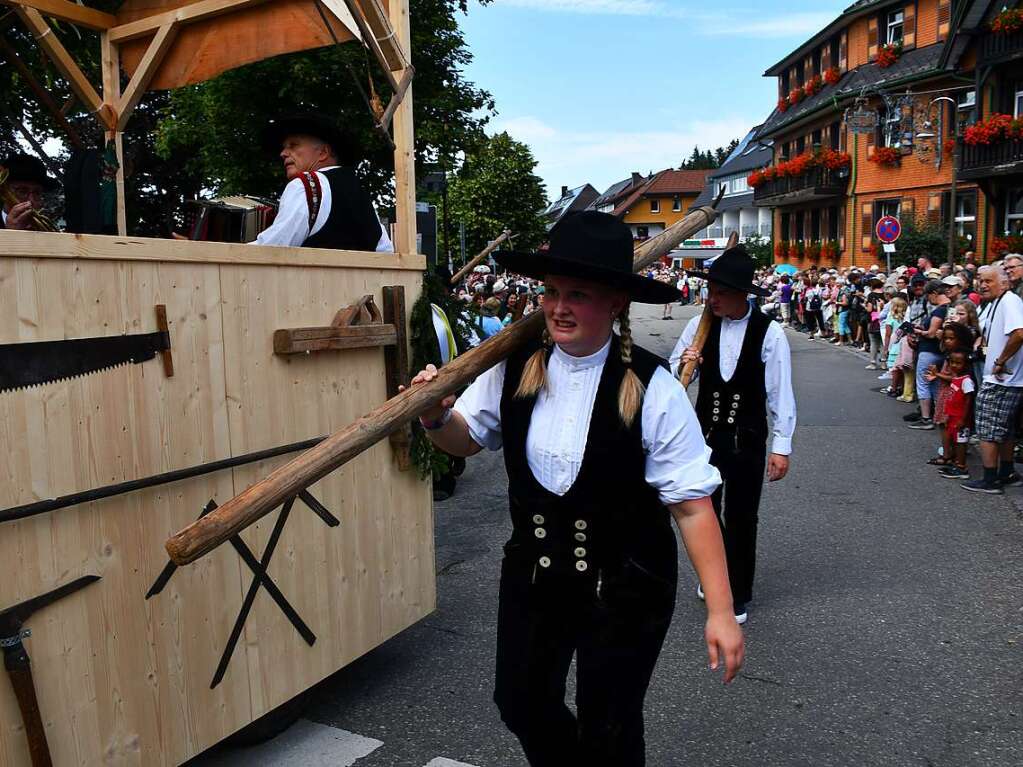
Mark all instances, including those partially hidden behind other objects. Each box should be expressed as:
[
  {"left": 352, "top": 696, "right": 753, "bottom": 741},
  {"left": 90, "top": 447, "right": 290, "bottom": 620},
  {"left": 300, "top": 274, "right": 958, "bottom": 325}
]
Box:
[
  {"left": 788, "top": 242, "right": 803, "bottom": 259},
  {"left": 991, "top": 235, "right": 1023, "bottom": 259},
  {"left": 775, "top": 241, "right": 788, "bottom": 259},
  {"left": 963, "top": 113, "right": 1023, "bottom": 145},
  {"left": 823, "top": 67, "right": 841, "bottom": 86},
  {"left": 869, "top": 146, "right": 901, "bottom": 167},
  {"left": 805, "top": 242, "right": 821, "bottom": 260},
  {"left": 747, "top": 170, "right": 765, "bottom": 188},
  {"left": 777, "top": 96, "right": 789, "bottom": 113},
  {"left": 804, "top": 75, "right": 823, "bottom": 98},
  {"left": 789, "top": 87, "right": 804, "bottom": 105},
  {"left": 877, "top": 42, "right": 901, "bottom": 69},
  {"left": 818, "top": 148, "right": 851, "bottom": 170},
  {"left": 991, "top": 8, "right": 1023, "bottom": 34}
]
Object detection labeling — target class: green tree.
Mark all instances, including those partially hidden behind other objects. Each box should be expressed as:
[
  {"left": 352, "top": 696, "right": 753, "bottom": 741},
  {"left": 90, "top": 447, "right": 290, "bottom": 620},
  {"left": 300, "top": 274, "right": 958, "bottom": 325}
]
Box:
[
  {"left": 888, "top": 216, "right": 968, "bottom": 267},
  {"left": 443, "top": 131, "right": 547, "bottom": 259},
  {"left": 743, "top": 233, "right": 773, "bottom": 267},
  {"left": 679, "top": 139, "right": 740, "bottom": 170}
]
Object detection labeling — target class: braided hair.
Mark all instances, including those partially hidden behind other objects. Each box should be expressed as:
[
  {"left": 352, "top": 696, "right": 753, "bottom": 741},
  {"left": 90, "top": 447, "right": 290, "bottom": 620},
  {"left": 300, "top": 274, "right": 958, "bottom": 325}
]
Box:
[{"left": 616, "top": 305, "right": 645, "bottom": 428}]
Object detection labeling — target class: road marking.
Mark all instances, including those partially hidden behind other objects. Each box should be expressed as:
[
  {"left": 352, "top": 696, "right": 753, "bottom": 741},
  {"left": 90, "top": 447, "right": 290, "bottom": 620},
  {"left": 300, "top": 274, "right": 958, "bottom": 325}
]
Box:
[
  {"left": 423, "top": 759, "right": 481, "bottom": 767},
  {"left": 191, "top": 719, "right": 383, "bottom": 766}
]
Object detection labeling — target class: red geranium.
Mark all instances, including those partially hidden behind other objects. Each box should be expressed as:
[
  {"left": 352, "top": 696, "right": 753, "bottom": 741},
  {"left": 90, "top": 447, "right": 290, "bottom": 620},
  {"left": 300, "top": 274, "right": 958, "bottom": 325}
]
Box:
[
  {"left": 805, "top": 242, "right": 821, "bottom": 260},
  {"left": 869, "top": 146, "right": 901, "bottom": 167},
  {"left": 777, "top": 96, "right": 789, "bottom": 113},
  {"left": 747, "top": 170, "right": 765, "bottom": 187},
  {"left": 963, "top": 113, "right": 1023, "bottom": 145},
  {"left": 943, "top": 138, "right": 956, "bottom": 157},
  {"left": 804, "top": 75, "right": 823, "bottom": 98},
  {"left": 775, "top": 241, "right": 788, "bottom": 259},
  {"left": 991, "top": 8, "right": 1023, "bottom": 34},
  {"left": 762, "top": 165, "right": 778, "bottom": 181},
  {"left": 877, "top": 42, "right": 901, "bottom": 69},
  {"left": 991, "top": 235, "right": 1023, "bottom": 259},
  {"left": 788, "top": 241, "right": 803, "bottom": 259},
  {"left": 820, "top": 241, "right": 838, "bottom": 260},
  {"left": 818, "top": 148, "right": 851, "bottom": 170},
  {"left": 789, "top": 87, "right": 804, "bottom": 105},
  {"left": 785, "top": 152, "right": 816, "bottom": 176},
  {"left": 823, "top": 67, "right": 841, "bottom": 86}
]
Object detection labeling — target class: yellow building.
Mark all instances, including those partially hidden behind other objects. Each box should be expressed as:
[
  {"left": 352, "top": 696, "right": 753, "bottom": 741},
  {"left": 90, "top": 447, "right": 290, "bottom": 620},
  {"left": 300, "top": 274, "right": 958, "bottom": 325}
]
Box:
[{"left": 615, "top": 169, "right": 712, "bottom": 240}]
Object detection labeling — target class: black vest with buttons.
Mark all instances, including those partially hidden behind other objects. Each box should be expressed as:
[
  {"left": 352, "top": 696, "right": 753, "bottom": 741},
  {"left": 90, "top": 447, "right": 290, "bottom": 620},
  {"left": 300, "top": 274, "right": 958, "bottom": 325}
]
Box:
[
  {"left": 302, "top": 167, "right": 383, "bottom": 252},
  {"left": 499, "top": 336, "right": 677, "bottom": 583},
  {"left": 695, "top": 309, "right": 771, "bottom": 445}
]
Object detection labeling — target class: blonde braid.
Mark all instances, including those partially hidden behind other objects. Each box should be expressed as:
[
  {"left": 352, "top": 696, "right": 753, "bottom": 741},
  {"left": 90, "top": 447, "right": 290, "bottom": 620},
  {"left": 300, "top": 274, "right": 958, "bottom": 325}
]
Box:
[
  {"left": 617, "top": 306, "right": 645, "bottom": 428},
  {"left": 515, "top": 327, "right": 551, "bottom": 399}
]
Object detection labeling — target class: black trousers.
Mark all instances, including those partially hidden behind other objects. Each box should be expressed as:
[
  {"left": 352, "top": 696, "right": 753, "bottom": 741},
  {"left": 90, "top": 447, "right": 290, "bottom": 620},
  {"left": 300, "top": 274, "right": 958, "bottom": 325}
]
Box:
[
  {"left": 493, "top": 552, "right": 676, "bottom": 767},
  {"left": 708, "top": 430, "right": 767, "bottom": 607}
]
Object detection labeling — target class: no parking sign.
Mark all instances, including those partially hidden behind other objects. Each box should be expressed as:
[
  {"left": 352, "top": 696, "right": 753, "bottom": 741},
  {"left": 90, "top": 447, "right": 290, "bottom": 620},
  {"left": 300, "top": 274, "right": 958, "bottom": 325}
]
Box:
[{"left": 876, "top": 215, "right": 902, "bottom": 244}]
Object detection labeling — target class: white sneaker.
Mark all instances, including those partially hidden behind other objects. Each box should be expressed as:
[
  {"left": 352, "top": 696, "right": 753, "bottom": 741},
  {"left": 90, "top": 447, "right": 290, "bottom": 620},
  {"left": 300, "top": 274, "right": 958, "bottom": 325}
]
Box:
[
  {"left": 877, "top": 372, "right": 891, "bottom": 380},
  {"left": 734, "top": 605, "right": 748, "bottom": 625},
  {"left": 865, "top": 363, "right": 878, "bottom": 370},
  {"left": 696, "top": 583, "right": 705, "bottom": 601}
]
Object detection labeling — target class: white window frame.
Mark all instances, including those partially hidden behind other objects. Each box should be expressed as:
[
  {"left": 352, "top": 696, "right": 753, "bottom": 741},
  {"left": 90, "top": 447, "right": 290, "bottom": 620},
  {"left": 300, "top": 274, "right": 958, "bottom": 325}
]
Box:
[
  {"left": 650, "top": 199, "right": 660, "bottom": 214},
  {"left": 955, "top": 194, "right": 976, "bottom": 243},
  {"left": 1015, "top": 88, "right": 1023, "bottom": 119},
  {"left": 1007, "top": 189, "right": 1023, "bottom": 235},
  {"left": 877, "top": 199, "right": 901, "bottom": 222},
  {"left": 886, "top": 10, "right": 904, "bottom": 45},
  {"left": 672, "top": 196, "right": 682, "bottom": 212}
]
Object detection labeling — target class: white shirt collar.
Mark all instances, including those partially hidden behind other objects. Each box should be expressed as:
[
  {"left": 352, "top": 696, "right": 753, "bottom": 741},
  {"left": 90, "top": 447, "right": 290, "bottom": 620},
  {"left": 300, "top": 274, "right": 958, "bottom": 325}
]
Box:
[
  {"left": 722, "top": 307, "right": 752, "bottom": 325},
  {"left": 551, "top": 336, "right": 612, "bottom": 372}
]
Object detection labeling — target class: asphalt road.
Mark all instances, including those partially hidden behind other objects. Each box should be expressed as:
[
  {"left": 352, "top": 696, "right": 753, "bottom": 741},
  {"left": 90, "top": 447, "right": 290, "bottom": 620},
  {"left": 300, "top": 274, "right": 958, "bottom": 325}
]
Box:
[{"left": 199, "top": 301, "right": 1023, "bottom": 767}]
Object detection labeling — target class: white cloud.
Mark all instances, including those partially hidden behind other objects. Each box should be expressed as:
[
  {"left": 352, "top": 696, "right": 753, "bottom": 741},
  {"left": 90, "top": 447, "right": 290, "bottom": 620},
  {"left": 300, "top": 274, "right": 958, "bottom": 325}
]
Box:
[
  {"left": 501, "top": 0, "right": 665, "bottom": 15},
  {"left": 700, "top": 12, "right": 837, "bottom": 37},
  {"left": 492, "top": 114, "right": 755, "bottom": 200}
]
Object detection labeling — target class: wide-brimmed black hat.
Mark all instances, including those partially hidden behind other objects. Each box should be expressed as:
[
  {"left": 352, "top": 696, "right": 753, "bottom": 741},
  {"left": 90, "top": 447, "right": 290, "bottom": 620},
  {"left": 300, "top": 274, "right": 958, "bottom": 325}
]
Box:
[
  {"left": 692, "top": 245, "right": 770, "bottom": 297},
  {"left": 494, "top": 211, "right": 680, "bottom": 304},
  {"left": 1, "top": 153, "right": 59, "bottom": 190},
  {"left": 260, "top": 113, "right": 355, "bottom": 163}
]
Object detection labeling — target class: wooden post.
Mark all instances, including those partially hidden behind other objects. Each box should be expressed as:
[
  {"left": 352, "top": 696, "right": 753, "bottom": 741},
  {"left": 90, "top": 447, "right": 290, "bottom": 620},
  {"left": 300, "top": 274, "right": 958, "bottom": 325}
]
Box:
[
  {"left": 679, "top": 230, "right": 739, "bottom": 389},
  {"left": 450, "top": 229, "right": 513, "bottom": 285},
  {"left": 100, "top": 32, "right": 127, "bottom": 236},
  {"left": 382, "top": 285, "right": 412, "bottom": 470},
  {"left": 164, "top": 200, "right": 722, "bottom": 565},
  {"left": 388, "top": 0, "right": 416, "bottom": 259}
]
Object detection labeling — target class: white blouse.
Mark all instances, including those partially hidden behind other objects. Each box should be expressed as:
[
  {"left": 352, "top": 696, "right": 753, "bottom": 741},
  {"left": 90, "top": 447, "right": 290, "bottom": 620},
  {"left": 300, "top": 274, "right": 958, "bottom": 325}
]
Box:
[{"left": 453, "top": 338, "right": 721, "bottom": 505}]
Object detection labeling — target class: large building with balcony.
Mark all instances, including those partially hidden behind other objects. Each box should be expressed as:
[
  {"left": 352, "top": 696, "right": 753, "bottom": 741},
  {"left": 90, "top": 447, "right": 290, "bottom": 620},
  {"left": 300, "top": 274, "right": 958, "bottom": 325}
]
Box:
[{"left": 749, "top": 0, "right": 1017, "bottom": 268}]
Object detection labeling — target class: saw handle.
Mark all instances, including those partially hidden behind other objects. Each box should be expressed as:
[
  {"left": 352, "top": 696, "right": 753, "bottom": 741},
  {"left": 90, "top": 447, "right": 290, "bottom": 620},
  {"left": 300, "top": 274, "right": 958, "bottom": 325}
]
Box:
[{"left": 5, "top": 646, "right": 53, "bottom": 767}]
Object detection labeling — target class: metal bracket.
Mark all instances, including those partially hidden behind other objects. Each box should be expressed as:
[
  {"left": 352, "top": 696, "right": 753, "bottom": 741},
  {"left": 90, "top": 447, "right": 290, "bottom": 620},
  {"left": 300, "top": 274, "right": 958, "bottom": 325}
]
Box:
[{"left": 0, "top": 629, "right": 31, "bottom": 648}]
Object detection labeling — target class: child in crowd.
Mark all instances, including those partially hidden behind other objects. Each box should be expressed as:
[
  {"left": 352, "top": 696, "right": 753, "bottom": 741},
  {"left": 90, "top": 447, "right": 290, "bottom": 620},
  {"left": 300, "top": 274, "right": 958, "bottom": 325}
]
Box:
[
  {"left": 925, "top": 322, "right": 975, "bottom": 466},
  {"left": 882, "top": 296, "right": 908, "bottom": 397},
  {"left": 932, "top": 350, "right": 976, "bottom": 479},
  {"left": 865, "top": 278, "right": 887, "bottom": 369}
]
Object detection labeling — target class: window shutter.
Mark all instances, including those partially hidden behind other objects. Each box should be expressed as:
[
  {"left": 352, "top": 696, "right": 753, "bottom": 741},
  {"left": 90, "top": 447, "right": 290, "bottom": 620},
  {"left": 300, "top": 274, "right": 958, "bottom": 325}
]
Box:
[
  {"left": 839, "top": 30, "right": 848, "bottom": 71},
  {"left": 901, "top": 196, "right": 915, "bottom": 224},
  {"left": 903, "top": 3, "right": 916, "bottom": 50},
  {"left": 927, "top": 191, "right": 943, "bottom": 223},
  {"left": 937, "top": 0, "right": 951, "bottom": 40},
  {"left": 804, "top": 56, "right": 813, "bottom": 83},
  {"left": 900, "top": 103, "right": 914, "bottom": 155},
  {"left": 862, "top": 201, "right": 874, "bottom": 250},
  {"left": 867, "top": 111, "right": 878, "bottom": 157},
  {"left": 867, "top": 16, "right": 879, "bottom": 61}
]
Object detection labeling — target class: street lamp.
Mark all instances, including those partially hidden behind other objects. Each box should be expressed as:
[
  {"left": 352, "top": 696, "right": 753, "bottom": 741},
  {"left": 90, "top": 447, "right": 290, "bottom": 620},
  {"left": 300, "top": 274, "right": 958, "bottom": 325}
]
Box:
[{"left": 916, "top": 95, "right": 959, "bottom": 266}]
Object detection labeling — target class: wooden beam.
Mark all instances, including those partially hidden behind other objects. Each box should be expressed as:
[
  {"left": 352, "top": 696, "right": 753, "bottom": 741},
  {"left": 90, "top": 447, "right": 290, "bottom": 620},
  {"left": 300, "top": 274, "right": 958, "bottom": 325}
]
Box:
[
  {"left": 107, "top": 0, "right": 269, "bottom": 42},
  {"left": 338, "top": 0, "right": 399, "bottom": 92},
  {"left": 101, "top": 32, "right": 126, "bottom": 235},
  {"left": 116, "top": 22, "right": 177, "bottom": 130},
  {"left": 15, "top": 7, "right": 112, "bottom": 129},
  {"left": 377, "top": 64, "right": 413, "bottom": 132},
  {"left": 0, "top": 0, "right": 115, "bottom": 30},
  {"left": 354, "top": 0, "right": 405, "bottom": 71},
  {"left": 0, "top": 34, "right": 84, "bottom": 148},
  {"left": 388, "top": 0, "right": 416, "bottom": 256},
  {"left": 0, "top": 100, "right": 58, "bottom": 174}
]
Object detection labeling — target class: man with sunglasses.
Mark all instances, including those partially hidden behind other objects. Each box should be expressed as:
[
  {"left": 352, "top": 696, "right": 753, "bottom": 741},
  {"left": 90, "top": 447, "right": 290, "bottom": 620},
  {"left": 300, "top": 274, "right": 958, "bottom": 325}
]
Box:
[
  {"left": 1003, "top": 253, "right": 1023, "bottom": 300},
  {"left": 1, "top": 153, "right": 58, "bottom": 231}
]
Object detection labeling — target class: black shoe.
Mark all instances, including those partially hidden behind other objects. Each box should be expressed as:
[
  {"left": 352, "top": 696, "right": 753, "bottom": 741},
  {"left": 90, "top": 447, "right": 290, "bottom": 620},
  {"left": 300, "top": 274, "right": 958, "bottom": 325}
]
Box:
[
  {"left": 907, "top": 418, "right": 935, "bottom": 430},
  {"left": 998, "top": 471, "right": 1023, "bottom": 488},
  {"left": 960, "top": 478, "right": 1004, "bottom": 495},
  {"left": 903, "top": 411, "right": 922, "bottom": 422},
  {"left": 939, "top": 465, "right": 969, "bottom": 479}
]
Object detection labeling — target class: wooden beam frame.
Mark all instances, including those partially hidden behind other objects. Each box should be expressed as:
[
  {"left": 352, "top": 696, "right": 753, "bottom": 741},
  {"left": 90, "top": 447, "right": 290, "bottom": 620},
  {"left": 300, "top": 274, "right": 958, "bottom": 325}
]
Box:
[
  {"left": 0, "top": 0, "right": 115, "bottom": 31},
  {"left": 107, "top": 0, "right": 270, "bottom": 42},
  {"left": 116, "top": 22, "right": 177, "bottom": 130},
  {"left": 338, "top": 0, "right": 399, "bottom": 92},
  {"left": 15, "top": 6, "right": 114, "bottom": 129},
  {"left": 388, "top": 0, "right": 416, "bottom": 256},
  {"left": 101, "top": 31, "right": 127, "bottom": 235},
  {"left": 354, "top": 0, "right": 405, "bottom": 72}
]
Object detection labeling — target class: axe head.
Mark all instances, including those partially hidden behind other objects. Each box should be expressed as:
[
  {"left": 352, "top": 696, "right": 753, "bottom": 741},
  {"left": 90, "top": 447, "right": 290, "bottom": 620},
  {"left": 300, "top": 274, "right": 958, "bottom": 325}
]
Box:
[{"left": 0, "top": 576, "right": 101, "bottom": 638}]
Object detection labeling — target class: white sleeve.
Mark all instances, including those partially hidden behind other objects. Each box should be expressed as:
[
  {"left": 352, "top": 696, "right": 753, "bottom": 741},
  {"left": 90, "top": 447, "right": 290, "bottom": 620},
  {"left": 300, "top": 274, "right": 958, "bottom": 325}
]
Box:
[
  {"left": 762, "top": 322, "right": 796, "bottom": 455},
  {"left": 962, "top": 377, "right": 976, "bottom": 394},
  {"left": 668, "top": 316, "right": 701, "bottom": 378},
  {"left": 254, "top": 178, "right": 310, "bottom": 247},
  {"left": 1001, "top": 293, "right": 1023, "bottom": 335},
  {"left": 375, "top": 222, "right": 394, "bottom": 252},
  {"left": 452, "top": 361, "right": 507, "bottom": 451},
  {"left": 642, "top": 367, "right": 721, "bottom": 505}
]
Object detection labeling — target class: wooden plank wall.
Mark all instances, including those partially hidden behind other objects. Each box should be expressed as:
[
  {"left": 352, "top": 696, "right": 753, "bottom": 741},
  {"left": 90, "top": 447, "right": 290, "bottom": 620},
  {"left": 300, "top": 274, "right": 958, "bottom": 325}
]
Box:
[{"left": 0, "top": 239, "right": 432, "bottom": 766}]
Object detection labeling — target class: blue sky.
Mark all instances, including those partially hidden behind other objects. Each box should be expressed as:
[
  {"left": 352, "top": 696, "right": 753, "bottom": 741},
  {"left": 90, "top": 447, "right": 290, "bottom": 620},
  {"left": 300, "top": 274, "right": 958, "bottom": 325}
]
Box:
[{"left": 458, "top": 0, "right": 850, "bottom": 201}]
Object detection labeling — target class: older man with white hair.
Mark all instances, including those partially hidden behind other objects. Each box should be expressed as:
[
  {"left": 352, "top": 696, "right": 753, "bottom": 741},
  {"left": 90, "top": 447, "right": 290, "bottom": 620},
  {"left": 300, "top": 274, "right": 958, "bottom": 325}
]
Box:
[
  {"left": 1003, "top": 253, "right": 1023, "bottom": 300},
  {"left": 962, "top": 265, "right": 1023, "bottom": 493}
]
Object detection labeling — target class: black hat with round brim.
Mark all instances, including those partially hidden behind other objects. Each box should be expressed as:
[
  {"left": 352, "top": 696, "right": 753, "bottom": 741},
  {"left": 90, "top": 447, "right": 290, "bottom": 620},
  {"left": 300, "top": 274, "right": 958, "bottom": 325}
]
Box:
[
  {"left": 690, "top": 245, "right": 771, "bottom": 297},
  {"left": 260, "top": 113, "right": 356, "bottom": 164},
  {"left": 494, "top": 211, "right": 680, "bottom": 304},
  {"left": 1, "top": 153, "right": 59, "bottom": 190}
]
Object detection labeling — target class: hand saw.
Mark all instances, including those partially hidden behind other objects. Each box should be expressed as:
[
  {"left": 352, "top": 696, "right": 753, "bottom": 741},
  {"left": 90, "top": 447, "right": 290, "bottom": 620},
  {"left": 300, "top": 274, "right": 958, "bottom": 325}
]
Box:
[{"left": 0, "top": 306, "right": 173, "bottom": 393}]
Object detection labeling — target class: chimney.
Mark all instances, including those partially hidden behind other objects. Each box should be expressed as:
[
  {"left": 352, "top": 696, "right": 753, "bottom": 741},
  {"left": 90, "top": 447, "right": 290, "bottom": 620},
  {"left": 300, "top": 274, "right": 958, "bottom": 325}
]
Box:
[
  {"left": 561, "top": 185, "right": 569, "bottom": 198},
  {"left": 631, "top": 172, "right": 643, "bottom": 186}
]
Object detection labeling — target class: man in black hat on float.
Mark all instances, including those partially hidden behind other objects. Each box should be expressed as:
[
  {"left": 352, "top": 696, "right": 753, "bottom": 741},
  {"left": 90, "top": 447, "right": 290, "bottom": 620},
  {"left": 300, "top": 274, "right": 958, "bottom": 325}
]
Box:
[
  {"left": 1, "top": 153, "right": 59, "bottom": 231},
  {"left": 254, "top": 113, "right": 391, "bottom": 252},
  {"left": 669, "top": 246, "right": 796, "bottom": 625}
]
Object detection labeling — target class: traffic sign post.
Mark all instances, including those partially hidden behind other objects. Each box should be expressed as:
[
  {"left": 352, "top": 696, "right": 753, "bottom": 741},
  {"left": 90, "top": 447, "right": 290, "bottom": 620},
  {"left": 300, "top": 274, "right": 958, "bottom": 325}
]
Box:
[{"left": 876, "top": 216, "right": 901, "bottom": 274}]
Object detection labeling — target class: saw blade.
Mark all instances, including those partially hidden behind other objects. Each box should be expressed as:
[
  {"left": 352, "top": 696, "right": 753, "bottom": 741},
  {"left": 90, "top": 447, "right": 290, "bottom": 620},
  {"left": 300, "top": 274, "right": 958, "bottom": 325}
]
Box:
[{"left": 0, "top": 331, "right": 171, "bottom": 393}]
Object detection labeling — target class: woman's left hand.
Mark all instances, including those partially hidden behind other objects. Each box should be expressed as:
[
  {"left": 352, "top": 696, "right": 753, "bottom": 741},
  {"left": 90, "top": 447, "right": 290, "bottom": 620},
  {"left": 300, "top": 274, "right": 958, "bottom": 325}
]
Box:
[{"left": 705, "top": 612, "right": 745, "bottom": 683}]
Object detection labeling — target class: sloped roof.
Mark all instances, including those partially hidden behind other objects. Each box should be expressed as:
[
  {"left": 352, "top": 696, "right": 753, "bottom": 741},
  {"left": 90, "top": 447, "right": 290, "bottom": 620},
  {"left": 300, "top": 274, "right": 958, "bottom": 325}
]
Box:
[
  {"left": 643, "top": 169, "right": 711, "bottom": 196},
  {"left": 709, "top": 133, "right": 773, "bottom": 178},
  {"left": 611, "top": 178, "right": 655, "bottom": 218},
  {"left": 590, "top": 177, "right": 636, "bottom": 209},
  {"left": 757, "top": 42, "right": 945, "bottom": 139}
]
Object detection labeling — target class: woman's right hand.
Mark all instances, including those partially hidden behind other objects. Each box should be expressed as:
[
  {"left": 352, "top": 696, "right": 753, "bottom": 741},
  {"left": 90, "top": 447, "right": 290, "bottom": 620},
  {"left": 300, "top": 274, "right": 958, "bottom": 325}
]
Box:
[{"left": 400, "top": 364, "right": 457, "bottom": 421}]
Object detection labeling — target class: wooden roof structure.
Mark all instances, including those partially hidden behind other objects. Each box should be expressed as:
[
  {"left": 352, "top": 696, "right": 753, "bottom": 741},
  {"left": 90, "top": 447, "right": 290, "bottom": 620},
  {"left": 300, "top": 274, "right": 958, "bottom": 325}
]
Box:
[{"left": 0, "top": 0, "right": 417, "bottom": 253}]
